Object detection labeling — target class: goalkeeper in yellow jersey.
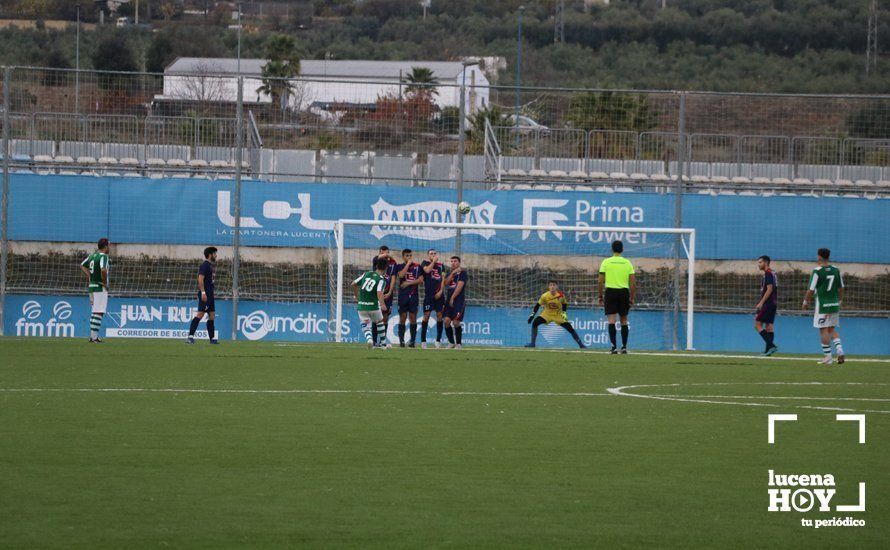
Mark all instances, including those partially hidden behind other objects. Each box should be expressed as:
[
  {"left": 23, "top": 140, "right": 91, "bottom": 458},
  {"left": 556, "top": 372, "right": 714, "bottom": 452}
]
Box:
[{"left": 525, "top": 281, "right": 586, "bottom": 349}]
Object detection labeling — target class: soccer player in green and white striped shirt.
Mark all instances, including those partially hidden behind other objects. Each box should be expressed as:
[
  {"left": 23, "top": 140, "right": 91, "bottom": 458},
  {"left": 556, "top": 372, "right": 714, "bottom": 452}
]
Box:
[
  {"left": 79, "top": 238, "right": 111, "bottom": 343},
  {"left": 802, "top": 248, "right": 845, "bottom": 365},
  {"left": 351, "top": 257, "right": 391, "bottom": 349}
]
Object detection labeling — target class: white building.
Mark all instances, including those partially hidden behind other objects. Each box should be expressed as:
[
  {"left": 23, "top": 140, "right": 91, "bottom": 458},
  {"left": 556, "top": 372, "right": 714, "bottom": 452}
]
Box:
[{"left": 158, "top": 57, "right": 490, "bottom": 114}]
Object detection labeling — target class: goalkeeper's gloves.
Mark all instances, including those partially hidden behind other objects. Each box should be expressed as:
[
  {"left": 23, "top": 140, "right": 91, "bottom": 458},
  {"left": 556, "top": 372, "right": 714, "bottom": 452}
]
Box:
[
  {"left": 561, "top": 311, "right": 568, "bottom": 323},
  {"left": 527, "top": 314, "right": 535, "bottom": 324}
]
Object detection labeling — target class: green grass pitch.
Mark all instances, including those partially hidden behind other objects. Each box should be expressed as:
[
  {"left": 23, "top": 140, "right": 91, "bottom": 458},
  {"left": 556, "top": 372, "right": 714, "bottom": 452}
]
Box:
[{"left": 1, "top": 338, "right": 887, "bottom": 548}]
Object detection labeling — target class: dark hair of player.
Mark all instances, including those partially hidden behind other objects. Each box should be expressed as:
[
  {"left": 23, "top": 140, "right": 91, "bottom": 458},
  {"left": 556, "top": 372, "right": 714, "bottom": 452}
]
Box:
[
  {"left": 612, "top": 240, "right": 623, "bottom": 253},
  {"left": 97, "top": 237, "right": 110, "bottom": 250},
  {"left": 759, "top": 255, "right": 771, "bottom": 264},
  {"left": 402, "top": 249, "right": 412, "bottom": 256},
  {"left": 818, "top": 248, "right": 830, "bottom": 260},
  {"left": 204, "top": 246, "right": 218, "bottom": 259},
  {"left": 379, "top": 245, "right": 389, "bottom": 252},
  {"left": 451, "top": 256, "right": 461, "bottom": 262},
  {"left": 375, "top": 257, "right": 389, "bottom": 271},
  {"left": 548, "top": 279, "right": 557, "bottom": 285},
  {"left": 428, "top": 249, "right": 437, "bottom": 255}
]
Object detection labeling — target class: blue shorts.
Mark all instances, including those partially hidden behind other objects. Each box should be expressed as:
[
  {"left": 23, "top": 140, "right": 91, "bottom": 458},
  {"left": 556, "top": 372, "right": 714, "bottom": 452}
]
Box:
[
  {"left": 398, "top": 293, "right": 419, "bottom": 314},
  {"left": 423, "top": 294, "right": 445, "bottom": 314},
  {"left": 756, "top": 304, "right": 777, "bottom": 324},
  {"left": 443, "top": 296, "right": 465, "bottom": 321},
  {"left": 198, "top": 291, "right": 215, "bottom": 313}
]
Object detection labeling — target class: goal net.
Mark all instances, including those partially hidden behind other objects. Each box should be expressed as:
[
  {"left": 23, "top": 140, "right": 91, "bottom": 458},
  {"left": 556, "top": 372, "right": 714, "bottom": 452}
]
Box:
[{"left": 329, "top": 220, "right": 696, "bottom": 350}]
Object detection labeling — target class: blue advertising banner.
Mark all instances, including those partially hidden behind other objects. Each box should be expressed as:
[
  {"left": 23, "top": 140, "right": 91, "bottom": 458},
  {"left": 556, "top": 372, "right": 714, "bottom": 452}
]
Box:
[
  {"left": 9, "top": 174, "right": 890, "bottom": 263},
  {"left": 5, "top": 293, "right": 890, "bottom": 354}
]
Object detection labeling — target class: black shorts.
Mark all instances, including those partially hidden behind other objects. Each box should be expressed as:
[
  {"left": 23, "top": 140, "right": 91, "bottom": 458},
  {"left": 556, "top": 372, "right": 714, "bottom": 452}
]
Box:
[
  {"left": 398, "top": 293, "right": 419, "bottom": 314},
  {"left": 198, "top": 291, "right": 215, "bottom": 313},
  {"left": 603, "top": 288, "right": 630, "bottom": 316},
  {"left": 423, "top": 294, "right": 445, "bottom": 314},
  {"left": 443, "top": 296, "right": 465, "bottom": 321},
  {"left": 756, "top": 304, "right": 777, "bottom": 324}
]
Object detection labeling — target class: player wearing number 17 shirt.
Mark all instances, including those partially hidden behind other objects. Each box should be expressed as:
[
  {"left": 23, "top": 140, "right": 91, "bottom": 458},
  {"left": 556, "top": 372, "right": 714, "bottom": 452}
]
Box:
[{"left": 802, "top": 248, "right": 845, "bottom": 365}]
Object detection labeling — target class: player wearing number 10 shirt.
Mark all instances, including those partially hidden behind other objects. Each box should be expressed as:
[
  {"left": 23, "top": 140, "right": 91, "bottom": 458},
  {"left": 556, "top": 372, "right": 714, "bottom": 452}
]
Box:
[{"left": 352, "top": 257, "right": 391, "bottom": 349}]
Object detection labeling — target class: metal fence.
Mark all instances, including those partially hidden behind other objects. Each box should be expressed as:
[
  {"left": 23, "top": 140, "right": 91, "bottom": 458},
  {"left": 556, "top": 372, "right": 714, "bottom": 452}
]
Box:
[
  {"left": 1, "top": 67, "right": 888, "bottom": 186},
  {"left": 1, "top": 66, "right": 889, "bottom": 340}
]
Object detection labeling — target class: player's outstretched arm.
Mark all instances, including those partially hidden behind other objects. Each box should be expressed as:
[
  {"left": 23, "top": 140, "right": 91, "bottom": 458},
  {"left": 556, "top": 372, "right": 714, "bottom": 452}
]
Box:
[{"left": 528, "top": 303, "right": 541, "bottom": 323}]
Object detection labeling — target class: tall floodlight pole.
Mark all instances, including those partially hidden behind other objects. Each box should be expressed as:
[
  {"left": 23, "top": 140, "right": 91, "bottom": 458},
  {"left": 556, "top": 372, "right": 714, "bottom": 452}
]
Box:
[
  {"left": 75, "top": 4, "right": 80, "bottom": 114},
  {"left": 237, "top": 3, "right": 242, "bottom": 75},
  {"left": 514, "top": 6, "right": 524, "bottom": 147}
]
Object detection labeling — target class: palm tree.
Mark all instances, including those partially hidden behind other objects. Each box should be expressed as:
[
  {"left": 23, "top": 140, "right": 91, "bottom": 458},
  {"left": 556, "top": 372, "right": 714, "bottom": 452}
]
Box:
[
  {"left": 402, "top": 67, "right": 439, "bottom": 98},
  {"left": 256, "top": 35, "right": 301, "bottom": 111}
]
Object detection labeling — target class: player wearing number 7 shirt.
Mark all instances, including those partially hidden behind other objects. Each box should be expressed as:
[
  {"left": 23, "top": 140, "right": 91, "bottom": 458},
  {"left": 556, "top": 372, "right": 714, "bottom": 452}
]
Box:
[{"left": 802, "top": 248, "right": 845, "bottom": 365}]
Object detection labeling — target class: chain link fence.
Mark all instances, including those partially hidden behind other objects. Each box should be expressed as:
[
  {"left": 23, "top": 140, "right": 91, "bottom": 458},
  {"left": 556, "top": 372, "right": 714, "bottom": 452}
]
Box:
[{"left": 1, "top": 66, "right": 888, "bottom": 342}]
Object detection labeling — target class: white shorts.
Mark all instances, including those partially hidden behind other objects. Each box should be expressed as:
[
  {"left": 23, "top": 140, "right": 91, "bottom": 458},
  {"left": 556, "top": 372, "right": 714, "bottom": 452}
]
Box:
[
  {"left": 90, "top": 290, "right": 109, "bottom": 313},
  {"left": 358, "top": 309, "right": 383, "bottom": 324},
  {"left": 814, "top": 312, "right": 840, "bottom": 328}
]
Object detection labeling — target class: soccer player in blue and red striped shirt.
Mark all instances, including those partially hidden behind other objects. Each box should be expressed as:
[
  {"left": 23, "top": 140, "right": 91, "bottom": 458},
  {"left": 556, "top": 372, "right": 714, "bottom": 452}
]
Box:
[
  {"left": 395, "top": 249, "right": 423, "bottom": 347},
  {"left": 754, "top": 255, "right": 779, "bottom": 356}
]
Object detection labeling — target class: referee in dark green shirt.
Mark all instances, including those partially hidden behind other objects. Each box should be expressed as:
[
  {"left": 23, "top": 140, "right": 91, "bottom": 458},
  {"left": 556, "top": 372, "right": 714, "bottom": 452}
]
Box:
[{"left": 598, "top": 240, "right": 636, "bottom": 354}]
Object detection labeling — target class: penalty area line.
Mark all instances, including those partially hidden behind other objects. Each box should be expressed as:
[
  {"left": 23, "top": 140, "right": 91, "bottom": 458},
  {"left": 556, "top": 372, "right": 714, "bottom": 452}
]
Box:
[
  {"left": 274, "top": 343, "right": 890, "bottom": 364},
  {"left": 608, "top": 382, "right": 890, "bottom": 414}
]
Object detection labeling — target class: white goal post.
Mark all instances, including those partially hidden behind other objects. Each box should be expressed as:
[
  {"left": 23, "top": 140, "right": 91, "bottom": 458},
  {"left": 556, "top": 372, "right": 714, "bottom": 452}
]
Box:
[{"left": 333, "top": 219, "right": 696, "bottom": 350}]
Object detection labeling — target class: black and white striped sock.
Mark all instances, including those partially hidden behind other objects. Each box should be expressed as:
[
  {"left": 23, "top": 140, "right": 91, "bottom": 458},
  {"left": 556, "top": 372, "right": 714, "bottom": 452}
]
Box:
[{"left": 89, "top": 313, "right": 102, "bottom": 339}]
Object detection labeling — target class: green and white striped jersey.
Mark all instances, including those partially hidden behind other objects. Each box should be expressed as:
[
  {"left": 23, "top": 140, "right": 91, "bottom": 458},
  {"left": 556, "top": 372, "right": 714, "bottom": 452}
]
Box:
[
  {"left": 808, "top": 265, "right": 843, "bottom": 314},
  {"left": 81, "top": 251, "right": 109, "bottom": 292},
  {"left": 353, "top": 271, "right": 385, "bottom": 311}
]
